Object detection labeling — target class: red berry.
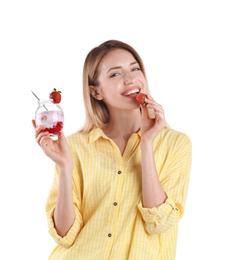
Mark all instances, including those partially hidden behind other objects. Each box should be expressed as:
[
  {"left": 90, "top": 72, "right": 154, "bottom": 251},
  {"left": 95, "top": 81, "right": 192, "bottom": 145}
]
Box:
[
  {"left": 50, "top": 88, "right": 61, "bottom": 104},
  {"left": 136, "top": 93, "right": 147, "bottom": 105}
]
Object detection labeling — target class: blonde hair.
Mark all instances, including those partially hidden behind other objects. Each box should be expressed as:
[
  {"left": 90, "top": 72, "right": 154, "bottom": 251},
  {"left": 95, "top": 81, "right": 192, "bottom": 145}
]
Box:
[{"left": 79, "top": 40, "right": 150, "bottom": 134}]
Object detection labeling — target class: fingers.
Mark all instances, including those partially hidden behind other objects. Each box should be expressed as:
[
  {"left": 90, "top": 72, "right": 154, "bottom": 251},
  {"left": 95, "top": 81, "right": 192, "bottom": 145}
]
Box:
[
  {"left": 32, "top": 119, "right": 36, "bottom": 128},
  {"left": 149, "top": 107, "right": 165, "bottom": 121},
  {"left": 144, "top": 95, "right": 165, "bottom": 121},
  {"left": 140, "top": 102, "right": 149, "bottom": 119},
  {"left": 36, "top": 131, "right": 51, "bottom": 146},
  {"left": 32, "top": 119, "right": 43, "bottom": 143},
  {"left": 33, "top": 123, "right": 51, "bottom": 149},
  {"left": 34, "top": 124, "right": 43, "bottom": 139}
]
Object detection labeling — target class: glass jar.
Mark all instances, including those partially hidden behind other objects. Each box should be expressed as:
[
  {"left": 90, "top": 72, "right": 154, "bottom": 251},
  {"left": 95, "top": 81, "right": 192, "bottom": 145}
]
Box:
[{"left": 35, "top": 99, "right": 64, "bottom": 137}]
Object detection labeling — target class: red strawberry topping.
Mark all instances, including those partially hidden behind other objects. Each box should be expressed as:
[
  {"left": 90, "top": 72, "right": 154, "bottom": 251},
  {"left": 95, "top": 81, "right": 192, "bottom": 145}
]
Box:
[{"left": 50, "top": 88, "right": 61, "bottom": 104}]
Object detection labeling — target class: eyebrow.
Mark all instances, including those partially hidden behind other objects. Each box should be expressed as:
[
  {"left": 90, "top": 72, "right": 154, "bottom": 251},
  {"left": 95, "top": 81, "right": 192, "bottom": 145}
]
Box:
[{"left": 107, "top": 61, "right": 138, "bottom": 73}]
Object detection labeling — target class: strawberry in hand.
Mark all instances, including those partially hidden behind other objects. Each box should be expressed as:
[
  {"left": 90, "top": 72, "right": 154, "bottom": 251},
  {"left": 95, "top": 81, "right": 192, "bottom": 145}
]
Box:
[
  {"left": 136, "top": 93, "right": 147, "bottom": 106},
  {"left": 50, "top": 88, "right": 62, "bottom": 104},
  {"left": 136, "top": 92, "right": 156, "bottom": 119}
]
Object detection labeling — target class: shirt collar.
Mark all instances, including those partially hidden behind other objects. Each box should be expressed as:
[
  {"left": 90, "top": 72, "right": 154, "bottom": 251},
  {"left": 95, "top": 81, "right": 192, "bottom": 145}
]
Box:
[
  {"left": 87, "top": 128, "right": 141, "bottom": 143},
  {"left": 87, "top": 128, "right": 109, "bottom": 143}
]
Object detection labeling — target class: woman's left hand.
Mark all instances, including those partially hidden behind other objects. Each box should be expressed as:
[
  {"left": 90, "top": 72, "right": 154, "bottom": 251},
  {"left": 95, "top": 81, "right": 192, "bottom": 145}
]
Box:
[{"left": 140, "top": 94, "right": 166, "bottom": 143}]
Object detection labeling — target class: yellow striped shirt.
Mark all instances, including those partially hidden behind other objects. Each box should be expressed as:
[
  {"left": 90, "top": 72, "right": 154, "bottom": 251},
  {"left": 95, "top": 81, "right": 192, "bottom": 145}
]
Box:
[{"left": 46, "top": 127, "right": 192, "bottom": 260}]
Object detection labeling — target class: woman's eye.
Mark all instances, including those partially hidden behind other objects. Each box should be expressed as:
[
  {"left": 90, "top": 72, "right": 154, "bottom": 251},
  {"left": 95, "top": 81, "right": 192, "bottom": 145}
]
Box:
[
  {"left": 110, "top": 73, "right": 119, "bottom": 78},
  {"left": 132, "top": 67, "right": 140, "bottom": 71}
]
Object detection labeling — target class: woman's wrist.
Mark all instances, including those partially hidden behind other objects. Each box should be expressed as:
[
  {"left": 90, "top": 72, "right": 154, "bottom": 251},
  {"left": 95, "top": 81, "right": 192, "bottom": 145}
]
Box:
[
  {"left": 58, "top": 159, "right": 74, "bottom": 175},
  {"left": 140, "top": 137, "right": 153, "bottom": 149}
]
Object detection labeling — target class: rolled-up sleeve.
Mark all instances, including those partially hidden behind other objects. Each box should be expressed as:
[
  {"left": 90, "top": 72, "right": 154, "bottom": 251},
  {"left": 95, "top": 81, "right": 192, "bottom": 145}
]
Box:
[
  {"left": 46, "top": 161, "right": 83, "bottom": 248},
  {"left": 138, "top": 133, "right": 192, "bottom": 234},
  {"left": 47, "top": 205, "right": 83, "bottom": 248}
]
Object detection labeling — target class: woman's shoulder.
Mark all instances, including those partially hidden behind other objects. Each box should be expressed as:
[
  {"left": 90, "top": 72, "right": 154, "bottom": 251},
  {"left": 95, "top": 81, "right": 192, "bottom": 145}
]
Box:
[
  {"left": 66, "top": 128, "right": 104, "bottom": 144},
  {"left": 159, "top": 127, "right": 191, "bottom": 146},
  {"left": 66, "top": 131, "right": 87, "bottom": 142}
]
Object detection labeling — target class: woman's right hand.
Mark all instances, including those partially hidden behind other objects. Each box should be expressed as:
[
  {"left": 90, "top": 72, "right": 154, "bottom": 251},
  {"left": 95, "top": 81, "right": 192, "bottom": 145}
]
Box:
[{"left": 32, "top": 119, "right": 73, "bottom": 170}]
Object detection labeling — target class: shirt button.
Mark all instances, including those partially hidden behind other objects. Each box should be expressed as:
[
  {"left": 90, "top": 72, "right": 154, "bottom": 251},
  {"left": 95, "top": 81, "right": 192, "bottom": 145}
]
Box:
[
  {"left": 108, "top": 233, "right": 112, "bottom": 237},
  {"left": 117, "top": 170, "right": 121, "bottom": 174},
  {"left": 113, "top": 202, "right": 118, "bottom": 206}
]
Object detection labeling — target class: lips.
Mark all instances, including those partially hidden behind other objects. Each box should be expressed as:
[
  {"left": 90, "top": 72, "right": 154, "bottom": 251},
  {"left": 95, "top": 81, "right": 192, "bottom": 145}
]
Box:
[{"left": 122, "top": 87, "right": 141, "bottom": 96}]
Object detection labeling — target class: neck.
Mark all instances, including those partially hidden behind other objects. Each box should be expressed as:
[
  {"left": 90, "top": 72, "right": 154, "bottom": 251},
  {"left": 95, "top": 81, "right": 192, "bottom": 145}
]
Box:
[{"left": 103, "top": 109, "right": 141, "bottom": 139}]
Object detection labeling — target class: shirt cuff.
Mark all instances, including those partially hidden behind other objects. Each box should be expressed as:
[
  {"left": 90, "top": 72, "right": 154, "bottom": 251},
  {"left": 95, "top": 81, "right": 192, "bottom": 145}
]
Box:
[
  {"left": 47, "top": 207, "right": 82, "bottom": 248},
  {"left": 138, "top": 198, "right": 181, "bottom": 234}
]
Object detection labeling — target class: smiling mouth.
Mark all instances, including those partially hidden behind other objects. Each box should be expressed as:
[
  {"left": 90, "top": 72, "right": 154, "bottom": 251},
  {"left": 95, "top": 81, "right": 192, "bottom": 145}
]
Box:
[{"left": 123, "top": 88, "right": 140, "bottom": 96}]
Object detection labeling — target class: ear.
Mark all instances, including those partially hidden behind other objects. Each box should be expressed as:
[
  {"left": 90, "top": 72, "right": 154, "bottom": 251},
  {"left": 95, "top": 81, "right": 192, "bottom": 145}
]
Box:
[{"left": 89, "top": 86, "right": 103, "bottom": 100}]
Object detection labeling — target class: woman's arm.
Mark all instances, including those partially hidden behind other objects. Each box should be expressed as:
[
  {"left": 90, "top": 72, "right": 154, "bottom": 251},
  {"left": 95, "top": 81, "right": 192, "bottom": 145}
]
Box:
[
  {"left": 138, "top": 133, "right": 192, "bottom": 234},
  {"left": 140, "top": 95, "right": 167, "bottom": 208},
  {"left": 53, "top": 164, "right": 75, "bottom": 237},
  {"left": 33, "top": 120, "right": 75, "bottom": 237},
  {"left": 140, "top": 140, "right": 166, "bottom": 208}
]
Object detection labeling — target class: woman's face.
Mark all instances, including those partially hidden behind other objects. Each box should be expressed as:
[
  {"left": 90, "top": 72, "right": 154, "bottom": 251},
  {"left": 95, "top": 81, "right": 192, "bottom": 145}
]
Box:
[{"left": 94, "top": 48, "right": 147, "bottom": 111}]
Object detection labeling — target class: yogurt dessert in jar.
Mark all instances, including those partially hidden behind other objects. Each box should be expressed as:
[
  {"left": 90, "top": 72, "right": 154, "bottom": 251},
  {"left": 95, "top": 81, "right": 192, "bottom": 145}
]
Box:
[
  {"left": 34, "top": 89, "right": 64, "bottom": 138},
  {"left": 35, "top": 99, "right": 64, "bottom": 137}
]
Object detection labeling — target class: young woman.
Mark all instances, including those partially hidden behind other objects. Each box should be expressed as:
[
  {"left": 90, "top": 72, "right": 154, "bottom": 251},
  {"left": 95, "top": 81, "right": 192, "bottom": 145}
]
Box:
[{"left": 33, "top": 40, "right": 192, "bottom": 260}]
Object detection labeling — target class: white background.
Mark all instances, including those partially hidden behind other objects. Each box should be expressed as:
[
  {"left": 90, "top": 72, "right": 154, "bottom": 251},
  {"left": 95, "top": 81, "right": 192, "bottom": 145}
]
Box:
[{"left": 1, "top": 0, "right": 236, "bottom": 259}]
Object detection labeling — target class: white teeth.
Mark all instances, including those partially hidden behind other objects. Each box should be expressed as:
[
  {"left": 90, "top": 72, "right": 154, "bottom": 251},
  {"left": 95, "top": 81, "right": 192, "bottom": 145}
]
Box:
[{"left": 125, "top": 89, "right": 139, "bottom": 96}]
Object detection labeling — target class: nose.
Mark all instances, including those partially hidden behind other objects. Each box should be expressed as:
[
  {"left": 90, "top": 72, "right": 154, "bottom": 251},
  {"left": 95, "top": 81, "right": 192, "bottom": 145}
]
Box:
[{"left": 124, "top": 72, "right": 134, "bottom": 84}]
